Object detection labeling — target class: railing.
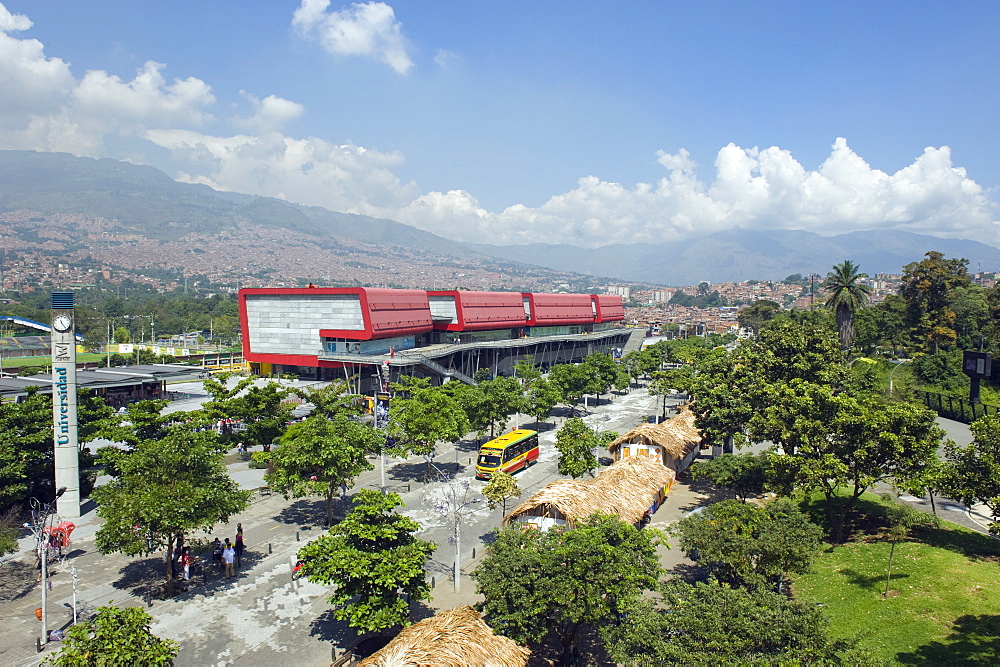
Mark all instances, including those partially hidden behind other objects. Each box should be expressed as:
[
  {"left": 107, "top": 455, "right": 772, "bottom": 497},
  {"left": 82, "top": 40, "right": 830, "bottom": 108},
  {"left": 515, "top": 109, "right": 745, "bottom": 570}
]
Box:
[
  {"left": 918, "top": 390, "right": 998, "bottom": 424},
  {"left": 413, "top": 355, "right": 477, "bottom": 385}
]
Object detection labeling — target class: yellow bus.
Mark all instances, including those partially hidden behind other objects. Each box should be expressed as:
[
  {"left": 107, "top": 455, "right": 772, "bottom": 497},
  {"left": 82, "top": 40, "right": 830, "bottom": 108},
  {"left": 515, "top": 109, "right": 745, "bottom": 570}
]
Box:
[{"left": 476, "top": 429, "right": 539, "bottom": 480}]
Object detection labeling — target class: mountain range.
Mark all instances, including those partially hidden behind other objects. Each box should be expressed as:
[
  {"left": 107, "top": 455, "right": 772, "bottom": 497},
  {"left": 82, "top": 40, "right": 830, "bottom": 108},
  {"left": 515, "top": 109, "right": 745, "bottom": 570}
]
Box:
[{"left": 2, "top": 150, "right": 998, "bottom": 287}]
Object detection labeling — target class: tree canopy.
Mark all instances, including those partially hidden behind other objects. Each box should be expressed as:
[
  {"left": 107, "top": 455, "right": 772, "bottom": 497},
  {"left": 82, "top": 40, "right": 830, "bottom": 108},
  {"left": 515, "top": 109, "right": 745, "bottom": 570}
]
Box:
[
  {"left": 674, "top": 498, "right": 824, "bottom": 590},
  {"left": 554, "top": 417, "right": 601, "bottom": 478},
  {"left": 602, "top": 579, "right": 860, "bottom": 666},
  {"left": 93, "top": 412, "right": 251, "bottom": 590},
  {"left": 266, "top": 413, "right": 384, "bottom": 525},
  {"left": 45, "top": 605, "right": 179, "bottom": 666},
  {"left": 473, "top": 514, "right": 663, "bottom": 664},
  {"left": 823, "top": 259, "right": 873, "bottom": 350},
  {"left": 295, "top": 490, "right": 435, "bottom": 633}
]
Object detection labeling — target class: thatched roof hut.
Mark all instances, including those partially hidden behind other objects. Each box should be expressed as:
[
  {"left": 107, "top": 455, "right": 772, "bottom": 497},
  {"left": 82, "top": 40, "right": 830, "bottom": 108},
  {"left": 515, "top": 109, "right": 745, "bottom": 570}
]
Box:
[
  {"left": 606, "top": 405, "right": 702, "bottom": 472},
  {"left": 358, "top": 605, "right": 529, "bottom": 667},
  {"left": 503, "top": 455, "right": 675, "bottom": 529}
]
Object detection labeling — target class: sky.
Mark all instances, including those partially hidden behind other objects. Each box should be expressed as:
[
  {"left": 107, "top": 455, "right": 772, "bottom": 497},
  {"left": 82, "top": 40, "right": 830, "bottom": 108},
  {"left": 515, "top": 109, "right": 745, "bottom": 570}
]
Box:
[{"left": 1, "top": 1, "right": 998, "bottom": 249}]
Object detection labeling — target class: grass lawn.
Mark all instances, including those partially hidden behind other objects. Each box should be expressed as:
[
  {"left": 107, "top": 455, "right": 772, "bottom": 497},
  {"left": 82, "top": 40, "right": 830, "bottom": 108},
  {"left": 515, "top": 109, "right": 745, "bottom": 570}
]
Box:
[
  {"left": 0, "top": 352, "right": 106, "bottom": 369},
  {"left": 793, "top": 494, "right": 1000, "bottom": 664}
]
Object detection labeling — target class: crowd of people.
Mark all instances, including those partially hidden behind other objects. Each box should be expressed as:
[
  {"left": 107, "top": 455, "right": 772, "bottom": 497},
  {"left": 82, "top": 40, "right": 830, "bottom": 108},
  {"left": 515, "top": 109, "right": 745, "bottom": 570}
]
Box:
[{"left": 176, "top": 523, "right": 246, "bottom": 582}]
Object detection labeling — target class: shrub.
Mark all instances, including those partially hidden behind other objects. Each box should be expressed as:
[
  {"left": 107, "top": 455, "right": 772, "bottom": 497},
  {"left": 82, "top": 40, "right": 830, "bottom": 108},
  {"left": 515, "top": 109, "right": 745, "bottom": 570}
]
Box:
[{"left": 249, "top": 451, "right": 272, "bottom": 469}]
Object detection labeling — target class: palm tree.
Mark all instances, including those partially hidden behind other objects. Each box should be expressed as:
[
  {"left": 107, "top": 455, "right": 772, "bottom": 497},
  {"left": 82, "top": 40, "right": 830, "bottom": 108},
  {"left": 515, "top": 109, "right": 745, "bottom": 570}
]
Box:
[{"left": 823, "top": 260, "right": 873, "bottom": 350}]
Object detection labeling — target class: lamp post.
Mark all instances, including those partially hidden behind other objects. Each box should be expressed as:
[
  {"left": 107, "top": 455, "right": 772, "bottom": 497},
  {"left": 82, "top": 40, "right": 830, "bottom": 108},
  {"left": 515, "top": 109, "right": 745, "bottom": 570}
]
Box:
[
  {"left": 889, "top": 359, "right": 910, "bottom": 397},
  {"left": 26, "top": 486, "right": 66, "bottom": 649}
]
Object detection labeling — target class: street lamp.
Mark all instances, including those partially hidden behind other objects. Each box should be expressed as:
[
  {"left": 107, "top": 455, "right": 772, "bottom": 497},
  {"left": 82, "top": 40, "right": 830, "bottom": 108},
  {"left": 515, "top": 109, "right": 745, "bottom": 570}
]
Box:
[
  {"left": 25, "top": 486, "right": 66, "bottom": 649},
  {"left": 889, "top": 359, "right": 910, "bottom": 397}
]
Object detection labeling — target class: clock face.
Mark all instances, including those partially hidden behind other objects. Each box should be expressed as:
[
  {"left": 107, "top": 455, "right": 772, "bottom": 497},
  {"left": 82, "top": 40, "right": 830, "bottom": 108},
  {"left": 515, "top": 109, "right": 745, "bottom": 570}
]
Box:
[{"left": 53, "top": 315, "right": 73, "bottom": 332}]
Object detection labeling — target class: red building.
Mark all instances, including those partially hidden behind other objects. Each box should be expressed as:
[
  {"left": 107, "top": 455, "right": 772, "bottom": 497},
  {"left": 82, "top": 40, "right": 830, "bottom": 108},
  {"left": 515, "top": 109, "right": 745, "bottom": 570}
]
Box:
[{"left": 239, "top": 287, "right": 630, "bottom": 389}]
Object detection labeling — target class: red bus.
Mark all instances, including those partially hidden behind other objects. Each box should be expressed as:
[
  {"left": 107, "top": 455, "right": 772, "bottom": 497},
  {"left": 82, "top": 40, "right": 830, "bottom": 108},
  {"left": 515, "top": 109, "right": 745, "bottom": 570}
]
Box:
[{"left": 475, "top": 429, "right": 539, "bottom": 480}]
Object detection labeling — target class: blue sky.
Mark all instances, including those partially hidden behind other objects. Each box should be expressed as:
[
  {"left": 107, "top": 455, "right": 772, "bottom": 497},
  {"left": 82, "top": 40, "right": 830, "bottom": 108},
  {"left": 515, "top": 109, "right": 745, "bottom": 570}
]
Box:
[{"left": 1, "top": 1, "right": 998, "bottom": 248}]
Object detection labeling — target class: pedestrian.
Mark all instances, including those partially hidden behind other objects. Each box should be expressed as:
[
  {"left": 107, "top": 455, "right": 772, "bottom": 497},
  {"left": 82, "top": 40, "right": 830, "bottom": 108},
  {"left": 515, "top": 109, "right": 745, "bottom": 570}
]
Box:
[
  {"left": 180, "top": 546, "right": 192, "bottom": 581},
  {"left": 234, "top": 524, "right": 245, "bottom": 568},
  {"left": 211, "top": 537, "right": 223, "bottom": 571},
  {"left": 222, "top": 538, "right": 236, "bottom": 578}
]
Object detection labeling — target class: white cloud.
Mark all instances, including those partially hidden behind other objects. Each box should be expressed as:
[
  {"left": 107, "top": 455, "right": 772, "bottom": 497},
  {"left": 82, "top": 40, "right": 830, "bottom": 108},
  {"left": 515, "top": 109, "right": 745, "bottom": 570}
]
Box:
[
  {"left": 235, "top": 93, "right": 305, "bottom": 132},
  {"left": 292, "top": 0, "right": 413, "bottom": 74},
  {"left": 0, "top": 6, "right": 74, "bottom": 120},
  {"left": 382, "top": 138, "right": 998, "bottom": 248},
  {"left": 0, "top": 2, "right": 216, "bottom": 157},
  {"left": 434, "top": 49, "right": 458, "bottom": 68},
  {"left": 73, "top": 61, "right": 214, "bottom": 127},
  {"left": 145, "top": 128, "right": 418, "bottom": 212}
]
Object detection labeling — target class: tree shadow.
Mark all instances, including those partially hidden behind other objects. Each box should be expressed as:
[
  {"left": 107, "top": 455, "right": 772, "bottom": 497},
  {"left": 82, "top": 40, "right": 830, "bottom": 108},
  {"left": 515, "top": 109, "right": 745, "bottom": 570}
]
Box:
[
  {"left": 389, "top": 461, "right": 467, "bottom": 483},
  {"left": 0, "top": 560, "right": 37, "bottom": 601},
  {"left": 273, "top": 498, "right": 332, "bottom": 528},
  {"left": 897, "top": 614, "right": 1000, "bottom": 664},
  {"left": 665, "top": 561, "right": 710, "bottom": 584},
  {"left": 672, "top": 475, "right": 734, "bottom": 514},
  {"left": 111, "top": 556, "right": 165, "bottom": 596},
  {"left": 913, "top": 522, "right": 1000, "bottom": 560},
  {"left": 306, "top": 607, "right": 358, "bottom": 647},
  {"left": 837, "top": 567, "right": 909, "bottom": 591},
  {"left": 478, "top": 530, "right": 498, "bottom": 546}
]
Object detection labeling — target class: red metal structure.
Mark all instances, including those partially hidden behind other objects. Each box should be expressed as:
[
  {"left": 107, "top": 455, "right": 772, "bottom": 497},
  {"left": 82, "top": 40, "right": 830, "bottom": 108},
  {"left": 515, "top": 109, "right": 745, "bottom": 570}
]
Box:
[
  {"left": 594, "top": 294, "right": 625, "bottom": 322},
  {"left": 427, "top": 290, "right": 527, "bottom": 332},
  {"left": 522, "top": 292, "right": 597, "bottom": 327}
]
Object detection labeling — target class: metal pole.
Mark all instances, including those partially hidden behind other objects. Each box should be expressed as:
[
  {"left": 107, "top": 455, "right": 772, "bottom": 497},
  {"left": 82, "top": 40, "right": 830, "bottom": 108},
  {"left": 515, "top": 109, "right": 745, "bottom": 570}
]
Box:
[
  {"left": 71, "top": 565, "right": 78, "bottom": 625},
  {"left": 454, "top": 518, "right": 461, "bottom": 594},
  {"left": 40, "top": 541, "right": 47, "bottom": 645}
]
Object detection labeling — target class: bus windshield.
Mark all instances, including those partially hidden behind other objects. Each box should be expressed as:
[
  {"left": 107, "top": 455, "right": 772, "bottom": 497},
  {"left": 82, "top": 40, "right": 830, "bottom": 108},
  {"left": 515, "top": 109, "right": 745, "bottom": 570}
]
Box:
[{"left": 478, "top": 454, "right": 501, "bottom": 467}]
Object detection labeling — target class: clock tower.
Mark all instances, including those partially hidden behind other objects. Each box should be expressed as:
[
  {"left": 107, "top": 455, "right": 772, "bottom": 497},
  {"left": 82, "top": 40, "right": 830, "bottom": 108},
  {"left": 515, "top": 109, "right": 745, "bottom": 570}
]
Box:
[{"left": 51, "top": 292, "right": 80, "bottom": 518}]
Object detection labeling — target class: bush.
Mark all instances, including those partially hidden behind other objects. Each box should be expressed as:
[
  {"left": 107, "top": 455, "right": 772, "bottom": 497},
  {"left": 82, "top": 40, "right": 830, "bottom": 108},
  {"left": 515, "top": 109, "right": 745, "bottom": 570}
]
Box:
[{"left": 249, "top": 451, "right": 272, "bottom": 469}]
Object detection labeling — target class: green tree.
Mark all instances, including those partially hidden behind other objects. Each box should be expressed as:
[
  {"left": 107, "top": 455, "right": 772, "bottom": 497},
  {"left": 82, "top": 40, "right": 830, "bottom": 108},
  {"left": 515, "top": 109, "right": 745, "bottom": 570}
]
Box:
[
  {"left": 45, "top": 605, "right": 179, "bottom": 666},
  {"left": 201, "top": 374, "right": 294, "bottom": 448},
  {"left": 112, "top": 326, "right": 131, "bottom": 344},
  {"left": 900, "top": 251, "right": 972, "bottom": 352},
  {"left": 0, "top": 387, "right": 113, "bottom": 508},
  {"left": 473, "top": 514, "right": 663, "bottom": 664},
  {"left": 93, "top": 413, "right": 251, "bottom": 592},
  {"left": 482, "top": 470, "right": 521, "bottom": 514},
  {"left": 266, "top": 413, "right": 384, "bottom": 526},
  {"left": 388, "top": 376, "right": 470, "bottom": 461},
  {"left": 737, "top": 299, "right": 781, "bottom": 336},
  {"left": 462, "top": 376, "right": 526, "bottom": 438},
  {"left": 289, "top": 379, "right": 362, "bottom": 419},
  {"left": 938, "top": 414, "right": 1000, "bottom": 535},
  {"left": 674, "top": 498, "right": 823, "bottom": 591},
  {"left": 690, "top": 453, "right": 768, "bottom": 502},
  {"left": 547, "top": 363, "right": 594, "bottom": 416},
  {"left": 602, "top": 580, "right": 859, "bottom": 665},
  {"left": 554, "top": 417, "right": 600, "bottom": 478},
  {"left": 523, "top": 376, "right": 561, "bottom": 423},
  {"left": 582, "top": 352, "right": 629, "bottom": 404},
  {"left": 752, "top": 382, "right": 943, "bottom": 542},
  {"left": 295, "top": 490, "right": 435, "bottom": 633},
  {"left": 822, "top": 260, "right": 873, "bottom": 351}
]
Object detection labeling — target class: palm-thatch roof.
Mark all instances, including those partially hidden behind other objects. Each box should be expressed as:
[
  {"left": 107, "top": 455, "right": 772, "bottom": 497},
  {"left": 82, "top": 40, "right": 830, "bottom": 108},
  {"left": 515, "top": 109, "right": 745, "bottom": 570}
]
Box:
[
  {"left": 503, "top": 455, "right": 675, "bottom": 528},
  {"left": 358, "top": 605, "right": 529, "bottom": 667},
  {"left": 606, "top": 405, "right": 702, "bottom": 460}
]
